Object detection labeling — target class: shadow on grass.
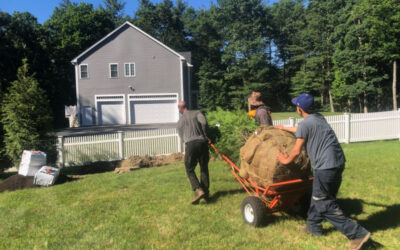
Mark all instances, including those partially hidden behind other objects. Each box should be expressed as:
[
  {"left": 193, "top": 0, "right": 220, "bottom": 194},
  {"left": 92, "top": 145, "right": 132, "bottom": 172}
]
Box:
[
  {"left": 337, "top": 198, "right": 400, "bottom": 233},
  {"left": 60, "top": 161, "right": 119, "bottom": 176},
  {"left": 207, "top": 188, "right": 245, "bottom": 204}
]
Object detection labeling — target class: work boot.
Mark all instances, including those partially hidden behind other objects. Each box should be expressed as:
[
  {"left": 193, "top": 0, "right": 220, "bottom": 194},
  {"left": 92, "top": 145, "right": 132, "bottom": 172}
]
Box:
[
  {"left": 346, "top": 232, "right": 371, "bottom": 249},
  {"left": 191, "top": 188, "right": 205, "bottom": 204}
]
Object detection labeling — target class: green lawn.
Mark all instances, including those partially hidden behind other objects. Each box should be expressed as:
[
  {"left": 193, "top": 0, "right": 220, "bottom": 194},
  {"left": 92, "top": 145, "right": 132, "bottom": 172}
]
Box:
[{"left": 0, "top": 140, "right": 399, "bottom": 249}]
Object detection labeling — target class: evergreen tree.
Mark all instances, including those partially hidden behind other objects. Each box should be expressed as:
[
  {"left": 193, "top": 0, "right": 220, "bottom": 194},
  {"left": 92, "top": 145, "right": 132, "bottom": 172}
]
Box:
[
  {"left": 217, "top": 0, "right": 275, "bottom": 109},
  {"left": 291, "top": 0, "right": 347, "bottom": 112},
  {"left": 1, "top": 59, "right": 54, "bottom": 166}
]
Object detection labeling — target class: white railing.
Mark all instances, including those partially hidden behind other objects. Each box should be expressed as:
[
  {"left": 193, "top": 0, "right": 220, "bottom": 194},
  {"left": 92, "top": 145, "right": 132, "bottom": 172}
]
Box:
[
  {"left": 57, "top": 128, "right": 182, "bottom": 167},
  {"left": 273, "top": 110, "right": 400, "bottom": 144}
]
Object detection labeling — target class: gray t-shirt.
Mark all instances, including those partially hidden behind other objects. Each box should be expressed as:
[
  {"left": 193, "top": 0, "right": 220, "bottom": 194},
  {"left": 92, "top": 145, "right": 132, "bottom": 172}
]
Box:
[
  {"left": 177, "top": 110, "right": 208, "bottom": 143},
  {"left": 255, "top": 106, "right": 272, "bottom": 126},
  {"left": 296, "top": 113, "right": 345, "bottom": 170}
]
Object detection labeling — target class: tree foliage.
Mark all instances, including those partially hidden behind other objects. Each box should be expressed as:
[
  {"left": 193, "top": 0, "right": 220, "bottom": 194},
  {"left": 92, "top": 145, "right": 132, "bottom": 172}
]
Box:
[{"left": 1, "top": 59, "right": 54, "bottom": 166}]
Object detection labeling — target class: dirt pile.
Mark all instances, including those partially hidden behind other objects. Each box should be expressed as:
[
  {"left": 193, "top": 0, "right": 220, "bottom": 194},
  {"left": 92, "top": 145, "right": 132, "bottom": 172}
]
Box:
[
  {"left": 239, "top": 126, "right": 311, "bottom": 187},
  {"left": 115, "top": 153, "right": 184, "bottom": 173},
  {"left": 0, "top": 175, "right": 39, "bottom": 193}
]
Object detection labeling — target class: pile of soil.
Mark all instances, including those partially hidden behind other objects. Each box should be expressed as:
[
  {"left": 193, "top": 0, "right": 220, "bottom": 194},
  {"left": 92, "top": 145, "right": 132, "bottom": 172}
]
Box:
[
  {"left": 239, "top": 126, "right": 311, "bottom": 186},
  {"left": 115, "top": 153, "right": 184, "bottom": 173},
  {"left": 0, "top": 175, "right": 39, "bottom": 193}
]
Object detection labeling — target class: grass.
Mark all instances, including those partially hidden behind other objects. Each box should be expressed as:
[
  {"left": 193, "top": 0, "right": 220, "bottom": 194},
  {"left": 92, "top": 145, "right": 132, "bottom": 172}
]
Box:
[{"left": 0, "top": 140, "right": 399, "bottom": 249}]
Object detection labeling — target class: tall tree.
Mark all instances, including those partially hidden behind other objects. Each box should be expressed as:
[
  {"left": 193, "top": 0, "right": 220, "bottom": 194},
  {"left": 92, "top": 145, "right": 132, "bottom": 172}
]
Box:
[
  {"left": 45, "top": 2, "right": 115, "bottom": 127},
  {"left": 102, "top": 0, "right": 127, "bottom": 24},
  {"left": 270, "top": 0, "right": 307, "bottom": 103},
  {"left": 1, "top": 59, "right": 53, "bottom": 166},
  {"left": 291, "top": 0, "right": 347, "bottom": 112},
  {"left": 216, "top": 0, "right": 275, "bottom": 109},
  {"left": 133, "top": 0, "right": 190, "bottom": 51}
]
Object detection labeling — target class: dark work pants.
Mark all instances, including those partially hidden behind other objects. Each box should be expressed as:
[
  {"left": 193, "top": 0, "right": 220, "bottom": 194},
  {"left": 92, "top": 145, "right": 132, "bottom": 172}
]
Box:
[
  {"left": 307, "top": 166, "right": 369, "bottom": 239},
  {"left": 184, "top": 140, "right": 210, "bottom": 193}
]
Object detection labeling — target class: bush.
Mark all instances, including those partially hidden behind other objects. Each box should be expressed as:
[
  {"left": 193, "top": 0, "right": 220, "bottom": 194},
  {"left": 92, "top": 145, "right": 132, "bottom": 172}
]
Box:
[
  {"left": 206, "top": 108, "right": 258, "bottom": 163},
  {"left": 1, "top": 59, "right": 54, "bottom": 166}
]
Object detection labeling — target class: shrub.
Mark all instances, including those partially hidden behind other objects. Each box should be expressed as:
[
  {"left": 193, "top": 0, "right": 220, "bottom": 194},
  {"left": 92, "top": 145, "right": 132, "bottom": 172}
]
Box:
[
  {"left": 1, "top": 59, "right": 55, "bottom": 166},
  {"left": 206, "top": 108, "right": 258, "bottom": 163}
]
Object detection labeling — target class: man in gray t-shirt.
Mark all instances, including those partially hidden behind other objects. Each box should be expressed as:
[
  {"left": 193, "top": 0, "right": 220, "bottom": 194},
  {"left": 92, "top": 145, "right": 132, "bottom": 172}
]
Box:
[
  {"left": 177, "top": 101, "right": 210, "bottom": 205},
  {"left": 275, "top": 94, "right": 370, "bottom": 250}
]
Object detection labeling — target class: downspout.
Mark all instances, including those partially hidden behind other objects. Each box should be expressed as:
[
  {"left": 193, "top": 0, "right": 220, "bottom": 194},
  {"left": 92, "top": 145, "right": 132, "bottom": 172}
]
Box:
[
  {"left": 180, "top": 59, "right": 185, "bottom": 103},
  {"left": 73, "top": 63, "right": 81, "bottom": 126}
]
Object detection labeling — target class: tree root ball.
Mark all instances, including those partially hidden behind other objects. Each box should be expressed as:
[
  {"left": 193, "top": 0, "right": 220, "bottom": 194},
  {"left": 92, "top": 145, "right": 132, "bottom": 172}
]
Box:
[{"left": 239, "top": 126, "right": 311, "bottom": 187}]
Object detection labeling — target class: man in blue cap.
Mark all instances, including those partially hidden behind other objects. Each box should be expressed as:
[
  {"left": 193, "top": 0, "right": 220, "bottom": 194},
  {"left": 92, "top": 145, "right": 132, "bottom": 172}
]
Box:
[{"left": 275, "top": 93, "right": 370, "bottom": 249}]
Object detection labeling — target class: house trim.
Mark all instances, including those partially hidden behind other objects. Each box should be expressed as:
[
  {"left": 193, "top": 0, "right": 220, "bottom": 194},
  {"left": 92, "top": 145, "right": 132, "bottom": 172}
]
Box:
[
  {"left": 127, "top": 93, "right": 179, "bottom": 124},
  {"left": 180, "top": 59, "right": 184, "bottom": 102},
  {"left": 74, "top": 64, "right": 81, "bottom": 125},
  {"left": 71, "top": 21, "right": 185, "bottom": 64},
  {"left": 95, "top": 94, "right": 126, "bottom": 125}
]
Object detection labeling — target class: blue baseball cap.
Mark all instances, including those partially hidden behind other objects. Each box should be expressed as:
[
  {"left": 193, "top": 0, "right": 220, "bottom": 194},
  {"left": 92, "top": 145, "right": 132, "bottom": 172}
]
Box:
[{"left": 291, "top": 93, "right": 314, "bottom": 111}]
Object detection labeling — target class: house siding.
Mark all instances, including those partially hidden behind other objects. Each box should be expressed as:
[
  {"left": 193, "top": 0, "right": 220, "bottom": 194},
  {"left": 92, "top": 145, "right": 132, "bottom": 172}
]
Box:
[{"left": 75, "top": 25, "right": 184, "bottom": 125}]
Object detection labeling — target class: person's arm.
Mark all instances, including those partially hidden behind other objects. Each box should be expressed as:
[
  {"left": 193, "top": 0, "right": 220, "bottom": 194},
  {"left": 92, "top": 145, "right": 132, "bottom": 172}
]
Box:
[
  {"left": 197, "top": 112, "right": 209, "bottom": 140},
  {"left": 276, "top": 138, "right": 305, "bottom": 165},
  {"left": 274, "top": 125, "right": 298, "bottom": 133}
]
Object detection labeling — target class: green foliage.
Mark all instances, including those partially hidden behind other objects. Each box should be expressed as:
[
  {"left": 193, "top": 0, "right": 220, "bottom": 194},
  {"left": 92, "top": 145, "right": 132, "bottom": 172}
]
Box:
[
  {"left": 206, "top": 108, "right": 258, "bottom": 163},
  {"left": 1, "top": 59, "right": 55, "bottom": 166}
]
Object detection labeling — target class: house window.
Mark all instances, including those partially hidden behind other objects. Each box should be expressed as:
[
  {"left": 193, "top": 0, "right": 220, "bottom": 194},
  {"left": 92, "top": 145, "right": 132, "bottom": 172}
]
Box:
[
  {"left": 80, "top": 64, "right": 88, "bottom": 79},
  {"left": 110, "top": 63, "right": 118, "bottom": 78},
  {"left": 124, "top": 63, "right": 135, "bottom": 77}
]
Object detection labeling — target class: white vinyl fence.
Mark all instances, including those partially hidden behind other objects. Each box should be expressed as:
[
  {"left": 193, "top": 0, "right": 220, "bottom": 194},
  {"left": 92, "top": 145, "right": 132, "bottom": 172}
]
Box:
[
  {"left": 57, "top": 128, "right": 182, "bottom": 167},
  {"left": 57, "top": 110, "right": 400, "bottom": 167},
  {"left": 273, "top": 110, "right": 400, "bottom": 144}
]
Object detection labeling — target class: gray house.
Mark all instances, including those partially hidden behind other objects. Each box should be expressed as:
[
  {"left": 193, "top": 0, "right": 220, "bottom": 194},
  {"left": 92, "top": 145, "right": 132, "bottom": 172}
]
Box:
[{"left": 71, "top": 21, "right": 193, "bottom": 126}]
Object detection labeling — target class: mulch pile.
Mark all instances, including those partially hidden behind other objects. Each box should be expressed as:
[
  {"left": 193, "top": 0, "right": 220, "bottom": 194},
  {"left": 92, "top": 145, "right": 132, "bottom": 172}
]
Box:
[
  {"left": 114, "top": 153, "right": 184, "bottom": 173},
  {"left": 0, "top": 175, "right": 39, "bottom": 193},
  {"left": 239, "top": 126, "right": 311, "bottom": 186}
]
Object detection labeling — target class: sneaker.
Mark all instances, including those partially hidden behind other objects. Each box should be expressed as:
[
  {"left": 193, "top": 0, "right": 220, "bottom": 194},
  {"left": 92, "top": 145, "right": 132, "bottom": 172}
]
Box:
[
  {"left": 191, "top": 188, "right": 205, "bottom": 204},
  {"left": 346, "top": 232, "right": 371, "bottom": 249}
]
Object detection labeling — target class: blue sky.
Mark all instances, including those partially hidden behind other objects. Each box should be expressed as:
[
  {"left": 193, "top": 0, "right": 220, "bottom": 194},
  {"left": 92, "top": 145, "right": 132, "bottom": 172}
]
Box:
[
  {"left": 1, "top": 0, "right": 279, "bottom": 24},
  {"left": 0, "top": 0, "right": 212, "bottom": 24}
]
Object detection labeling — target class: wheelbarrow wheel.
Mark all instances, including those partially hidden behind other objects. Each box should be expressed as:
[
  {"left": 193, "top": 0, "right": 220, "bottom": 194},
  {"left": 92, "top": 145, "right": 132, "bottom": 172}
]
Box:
[{"left": 241, "top": 196, "right": 267, "bottom": 227}]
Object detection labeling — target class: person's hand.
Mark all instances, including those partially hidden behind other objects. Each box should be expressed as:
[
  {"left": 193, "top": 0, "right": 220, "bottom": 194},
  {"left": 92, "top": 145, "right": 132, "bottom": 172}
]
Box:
[{"left": 276, "top": 153, "right": 290, "bottom": 165}]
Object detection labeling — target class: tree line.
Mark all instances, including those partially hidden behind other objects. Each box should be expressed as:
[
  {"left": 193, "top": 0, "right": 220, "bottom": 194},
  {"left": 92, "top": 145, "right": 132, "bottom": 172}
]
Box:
[{"left": 0, "top": 0, "right": 399, "bottom": 165}]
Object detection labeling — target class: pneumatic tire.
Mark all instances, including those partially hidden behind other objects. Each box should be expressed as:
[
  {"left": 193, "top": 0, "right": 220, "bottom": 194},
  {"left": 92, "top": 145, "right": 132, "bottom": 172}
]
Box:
[{"left": 241, "top": 196, "right": 267, "bottom": 227}]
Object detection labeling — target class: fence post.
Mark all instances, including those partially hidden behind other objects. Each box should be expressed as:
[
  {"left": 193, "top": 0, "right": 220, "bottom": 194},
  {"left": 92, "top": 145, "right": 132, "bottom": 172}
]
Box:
[
  {"left": 344, "top": 113, "right": 351, "bottom": 144},
  {"left": 118, "top": 131, "right": 124, "bottom": 160},
  {"left": 57, "top": 136, "right": 64, "bottom": 168},
  {"left": 289, "top": 117, "right": 295, "bottom": 127},
  {"left": 177, "top": 129, "right": 182, "bottom": 153}
]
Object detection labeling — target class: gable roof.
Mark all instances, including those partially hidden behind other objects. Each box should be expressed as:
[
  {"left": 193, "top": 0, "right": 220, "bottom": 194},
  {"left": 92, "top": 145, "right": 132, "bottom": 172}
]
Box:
[{"left": 71, "top": 21, "right": 186, "bottom": 65}]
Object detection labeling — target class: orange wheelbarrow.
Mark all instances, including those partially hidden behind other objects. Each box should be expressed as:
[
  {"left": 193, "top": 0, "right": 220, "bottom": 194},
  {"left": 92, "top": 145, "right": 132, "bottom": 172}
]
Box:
[{"left": 209, "top": 142, "right": 313, "bottom": 227}]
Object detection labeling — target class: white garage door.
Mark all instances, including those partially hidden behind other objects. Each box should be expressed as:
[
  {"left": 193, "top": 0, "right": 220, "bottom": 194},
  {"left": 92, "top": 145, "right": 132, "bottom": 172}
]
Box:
[
  {"left": 96, "top": 95, "right": 125, "bottom": 125},
  {"left": 129, "top": 94, "right": 178, "bottom": 124}
]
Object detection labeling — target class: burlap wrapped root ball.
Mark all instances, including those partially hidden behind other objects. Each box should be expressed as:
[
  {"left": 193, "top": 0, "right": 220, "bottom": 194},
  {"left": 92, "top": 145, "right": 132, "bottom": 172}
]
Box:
[{"left": 239, "top": 126, "right": 311, "bottom": 187}]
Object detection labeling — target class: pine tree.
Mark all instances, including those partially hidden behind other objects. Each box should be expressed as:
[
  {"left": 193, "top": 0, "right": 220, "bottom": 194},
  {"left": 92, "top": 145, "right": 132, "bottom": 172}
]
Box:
[{"left": 1, "top": 59, "right": 54, "bottom": 166}]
